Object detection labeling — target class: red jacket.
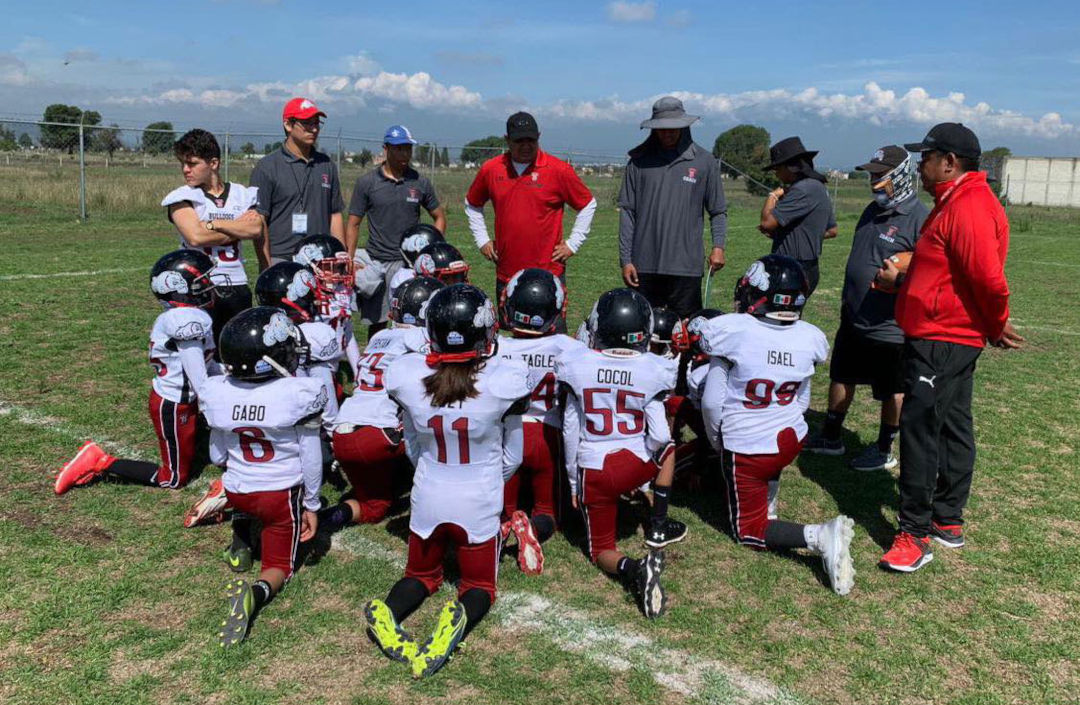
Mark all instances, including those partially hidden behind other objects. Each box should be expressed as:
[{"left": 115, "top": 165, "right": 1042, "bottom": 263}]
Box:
[{"left": 895, "top": 172, "right": 1010, "bottom": 348}]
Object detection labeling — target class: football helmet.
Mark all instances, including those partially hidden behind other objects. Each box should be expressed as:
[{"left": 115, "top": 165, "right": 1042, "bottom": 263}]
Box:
[
  {"left": 150, "top": 249, "right": 217, "bottom": 309},
  {"left": 589, "top": 288, "right": 653, "bottom": 353},
  {"left": 390, "top": 275, "right": 444, "bottom": 327},
  {"left": 672, "top": 308, "right": 724, "bottom": 357},
  {"left": 255, "top": 261, "right": 318, "bottom": 323},
  {"left": 734, "top": 255, "right": 808, "bottom": 323},
  {"left": 219, "top": 306, "right": 307, "bottom": 380},
  {"left": 293, "top": 234, "right": 354, "bottom": 314},
  {"left": 414, "top": 242, "right": 470, "bottom": 284},
  {"left": 425, "top": 284, "right": 497, "bottom": 363},
  {"left": 501, "top": 268, "right": 566, "bottom": 335},
  {"left": 399, "top": 223, "right": 445, "bottom": 267}
]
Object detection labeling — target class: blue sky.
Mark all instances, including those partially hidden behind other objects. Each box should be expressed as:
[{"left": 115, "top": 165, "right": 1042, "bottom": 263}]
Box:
[{"left": 2, "top": 0, "right": 1079, "bottom": 165}]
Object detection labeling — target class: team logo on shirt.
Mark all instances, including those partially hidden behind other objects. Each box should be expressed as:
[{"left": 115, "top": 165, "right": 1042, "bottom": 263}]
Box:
[
  {"left": 173, "top": 321, "right": 208, "bottom": 341},
  {"left": 306, "top": 387, "right": 329, "bottom": 415},
  {"left": 321, "top": 174, "right": 330, "bottom": 189},
  {"left": 407, "top": 188, "right": 419, "bottom": 204},
  {"left": 262, "top": 311, "right": 295, "bottom": 346},
  {"left": 683, "top": 167, "right": 698, "bottom": 184},
  {"left": 151, "top": 271, "right": 188, "bottom": 296}
]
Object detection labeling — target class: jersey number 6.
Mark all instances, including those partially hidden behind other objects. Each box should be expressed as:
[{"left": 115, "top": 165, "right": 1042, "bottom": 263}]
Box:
[{"left": 233, "top": 426, "right": 276, "bottom": 463}]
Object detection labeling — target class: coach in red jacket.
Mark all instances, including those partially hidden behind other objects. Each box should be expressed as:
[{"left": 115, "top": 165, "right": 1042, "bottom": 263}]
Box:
[{"left": 876, "top": 123, "right": 1023, "bottom": 573}]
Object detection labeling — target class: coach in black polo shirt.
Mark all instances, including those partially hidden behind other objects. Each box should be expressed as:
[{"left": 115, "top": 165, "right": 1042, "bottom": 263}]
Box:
[
  {"left": 347, "top": 124, "right": 445, "bottom": 334},
  {"left": 250, "top": 97, "right": 345, "bottom": 264},
  {"left": 758, "top": 137, "right": 837, "bottom": 295},
  {"left": 805, "top": 145, "right": 929, "bottom": 471}
]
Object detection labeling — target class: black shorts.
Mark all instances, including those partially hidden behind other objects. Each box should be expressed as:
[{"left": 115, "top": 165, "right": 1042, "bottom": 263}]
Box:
[
  {"left": 636, "top": 273, "right": 703, "bottom": 319},
  {"left": 829, "top": 319, "right": 904, "bottom": 401}
]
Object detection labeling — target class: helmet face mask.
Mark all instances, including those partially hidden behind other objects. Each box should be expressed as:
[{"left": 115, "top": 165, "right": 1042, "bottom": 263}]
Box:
[
  {"left": 591, "top": 288, "right": 653, "bottom": 354},
  {"left": 734, "top": 255, "right": 808, "bottom": 323},
  {"left": 671, "top": 308, "right": 723, "bottom": 360},
  {"left": 425, "top": 284, "right": 497, "bottom": 363},
  {"left": 389, "top": 276, "right": 445, "bottom": 327},
  {"left": 293, "top": 234, "right": 354, "bottom": 317},
  {"left": 649, "top": 307, "right": 678, "bottom": 357},
  {"left": 501, "top": 268, "right": 566, "bottom": 336},
  {"left": 219, "top": 306, "right": 308, "bottom": 381},
  {"left": 150, "top": 249, "right": 219, "bottom": 309}
]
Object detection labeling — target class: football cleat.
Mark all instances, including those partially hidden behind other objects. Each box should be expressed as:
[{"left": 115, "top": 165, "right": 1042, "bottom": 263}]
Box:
[
  {"left": 850, "top": 446, "right": 898, "bottom": 472},
  {"left": 509, "top": 510, "right": 544, "bottom": 576},
  {"left": 802, "top": 434, "right": 845, "bottom": 456},
  {"left": 364, "top": 599, "right": 418, "bottom": 663},
  {"left": 816, "top": 515, "right": 856, "bottom": 596},
  {"left": 223, "top": 545, "right": 253, "bottom": 573},
  {"left": 55, "top": 441, "right": 113, "bottom": 495},
  {"left": 183, "top": 478, "right": 228, "bottom": 528},
  {"left": 929, "top": 521, "right": 965, "bottom": 548},
  {"left": 879, "top": 532, "right": 934, "bottom": 573},
  {"left": 411, "top": 599, "right": 467, "bottom": 678},
  {"left": 219, "top": 579, "right": 254, "bottom": 647},
  {"left": 644, "top": 518, "right": 688, "bottom": 549},
  {"left": 638, "top": 550, "right": 667, "bottom": 619}
]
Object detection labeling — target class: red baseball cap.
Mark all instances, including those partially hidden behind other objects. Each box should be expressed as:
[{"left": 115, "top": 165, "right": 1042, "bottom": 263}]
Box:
[{"left": 282, "top": 97, "right": 327, "bottom": 121}]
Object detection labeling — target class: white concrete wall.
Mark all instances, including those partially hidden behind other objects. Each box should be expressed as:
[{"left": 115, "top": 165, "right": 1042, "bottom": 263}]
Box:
[{"left": 1002, "top": 156, "right": 1080, "bottom": 208}]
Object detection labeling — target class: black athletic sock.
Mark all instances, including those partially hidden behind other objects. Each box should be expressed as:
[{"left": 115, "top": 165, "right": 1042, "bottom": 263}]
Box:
[
  {"left": 102, "top": 459, "right": 159, "bottom": 485},
  {"left": 764, "top": 520, "right": 808, "bottom": 550},
  {"left": 650, "top": 486, "right": 671, "bottom": 528},
  {"left": 823, "top": 410, "right": 846, "bottom": 441},
  {"left": 531, "top": 514, "right": 556, "bottom": 543},
  {"left": 231, "top": 513, "right": 252, "bottom": 551},
  {"left": 616, "top": 556, "right": 640, "bottom": 583},
  {"left": 459, "top": 588, "right": 491, "bottom": 640},
  {"left": 385, "top": 577, "right": 428, "bottom": 623},
  {"left": 877, "top": 422, "right": 900, "bottom": 453},
  {"left": 251, "top": 579, "right": 273, "bottom": 609},
  {"left": 318, "top": 503, "right": 354, "bottom": 533}
]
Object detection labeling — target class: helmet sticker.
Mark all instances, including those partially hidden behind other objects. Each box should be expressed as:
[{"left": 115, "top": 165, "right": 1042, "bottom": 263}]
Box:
[
  {"left": 746, "top": 261, "right": 770, "bottom": 291},
  {"left": 288, "top": 270, "right": 315, "bottom": 302},
  {"left": 418, "top": 298, "right": 431, "bottom": 322},
  {"left": 626, "top": 331, "right": 646, "bottom": 344},
  {"left": 294, "top": 243, "right": 324, "bottom": 267},
  {"left": 505, "top": 270, "right": 523, "bottom": 299},
  {"left": 530, "top": 314, "right": 545, "bottom": 328},
  {"left": 402, "top": 313, "right": 417, "bottom": 325},
  {"left": 773, "top": 294, "right": 793, "bottom": 305},
  {"left": 152, "top": 271, "right": 188, "bottom": 295},
  {"left": 553, "top": 277, "right": 565, "bottom": 310},
  {"left": 402, "top": 233, "right": 430, "bottom": 253},
  {"left": 262, "top": 311, "right": 294, "bottom": 346},
  {"left": 587, "top": 302, "right": 599, "bottom": 335},
  {"left": 795, "top": 294, "right": 806, "bottom": 306},
  {"left": 473, "top": 299, "right": 496, "bottom": 328},
  {"left": 447, "top": 331, "right": 465, "bottom": 345},
  {"left": 415, "top": 253, "right": 436, "bottom": 275}
]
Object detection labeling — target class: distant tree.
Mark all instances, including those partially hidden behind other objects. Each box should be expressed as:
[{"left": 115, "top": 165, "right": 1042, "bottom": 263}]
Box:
[
  {"left": 240, "top": 141, "right": 256, "bottom": 155},
  {"left": 90, "top": 123, "right": 122, "bottom": 158},
  {"left": 141, "top": 121, "right": 176, "bottom": 154},
  {"left": 18, "top": 132, "right": 34, "bottom": 149},
  {"left": 40, "top": 104, "right": 101, "bottom": 153},
  {"left": 0, "top": 125, "right": 16, "bottom": 151},
  {"left": 982, "top": 146, "right": 1012, "bottom": 197},
  {"left": 712, "top": 124, "right": 778, "bottom": 195},
  {"left": 415, "top": 142, "right": 432, "bottom": 166},
  {"left": 460, "top": 135, "right": 504, "bottom": 165},
  {"left": 357, "top": 147, "right": 373, "bottom": 166},
  {"left": 439, "top": 146, "right": 450, "bottom": 167},
  {"left": 263, "top": 141, "right": 283, "bottom": 154}
]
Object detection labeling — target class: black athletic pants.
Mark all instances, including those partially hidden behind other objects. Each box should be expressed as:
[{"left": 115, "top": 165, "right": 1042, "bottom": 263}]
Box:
[
  {"left": 796, "top": 259, "right": 820, "bottom": 298},
  {"left": 897, "top": 338, "right": 982, "bottom": 537},
  {"left": 211, "top": 284, "right": 253, "bottom": 345},
  {"left": 636, "top": 273, "right": 702, "bottom": 319}
]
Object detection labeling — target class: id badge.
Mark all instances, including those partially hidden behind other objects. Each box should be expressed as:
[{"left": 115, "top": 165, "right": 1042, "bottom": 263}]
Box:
[{"left": 292, "top": 212, "right": 308, "bottom": 235}]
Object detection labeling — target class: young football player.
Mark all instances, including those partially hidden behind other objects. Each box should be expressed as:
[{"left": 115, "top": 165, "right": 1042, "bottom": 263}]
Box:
[
  {"left": 668, "top": 309, "right": 723, "bottom": 488},
  {"left": 318, "top": 276, "right": 445, "bottom": 531},
  {"left": 649, "top": 307, "right": 678, "bottom": 360},
  {"left": 161, "top": 129, "right": 265, "bottom": 342},
  {"left": 389, "top": 223, "right": 445, "bottom": 294},
  {"left": 364, "top": 284, "right": 530, "bottom": 679},
  {"left": 55, "top": 250, "right": 218, "bottom": 495},
  {"left": 201, "top": 306, "right": 328, "bottom": 646},
  {"left": 699, "top": 255, "right": 855, "bottom": 596},
  {"left": 294, "top": 233, "right": 361, "bottom": 375},
  {"left": 496, "top": 268, "right": 584, "bottom": 575},
  {"left": 558, "top": 288, "right": 683, "bottom": 619},
  {"left": 414, "top": 241, "right": 470, "bottom": 285}
]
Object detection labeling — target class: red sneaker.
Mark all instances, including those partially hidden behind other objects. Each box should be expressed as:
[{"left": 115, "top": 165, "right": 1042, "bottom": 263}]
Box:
[
  {"left": 930, "top": 521, "right": 964, "bottom": 548},
  {"left": 54, "top": 441, "right": 112, "bottom": 495},
  {"left": 510, "top": 510, "right": 544, "bottom": 576},
  {"left": 183, "top": 478, "right": 229, "bottom": 528},
  {"left": 879, "top": 532, "right": 934, "bottom": 572}
]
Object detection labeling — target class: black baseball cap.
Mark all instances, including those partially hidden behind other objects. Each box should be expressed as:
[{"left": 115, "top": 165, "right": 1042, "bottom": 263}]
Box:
[
  {"left": 855, "top": 145, "right": 909, "bottom": 176},
  {"left": 904, "top": 123, "right": 981, "bottom": 159},
  {"left": 506, "top": 111, "right": 540, "bottom": 140}
]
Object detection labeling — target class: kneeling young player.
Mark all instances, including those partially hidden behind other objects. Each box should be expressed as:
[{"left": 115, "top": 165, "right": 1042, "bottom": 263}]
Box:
[
  {"left": 699, "top": 255, "right": 855, "bottom": 596},
  {"left": 55, "top": 250, "right": 218, "bottom": 495},
  {"left": 364, "top": 285, "right": 530, "bottom": 678},
  {"left": 294, "top": 233, "right": 360, "bottom": 375},
  {"left": 559, "top": 288, "right": 682, "bottom": 619},
  {"left": 201, "top": 307, "right": 328, "bottom": 646}
]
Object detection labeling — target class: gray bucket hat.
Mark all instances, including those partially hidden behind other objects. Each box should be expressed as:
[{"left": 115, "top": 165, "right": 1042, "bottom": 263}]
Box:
[{"left": 640, "top": 96, "right": 700, "bottom": 129}]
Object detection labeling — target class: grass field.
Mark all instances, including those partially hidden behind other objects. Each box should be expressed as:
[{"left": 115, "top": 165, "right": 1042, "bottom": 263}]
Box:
[{"left": 1, "top": 164, "right": 1079, "bottom": 705}]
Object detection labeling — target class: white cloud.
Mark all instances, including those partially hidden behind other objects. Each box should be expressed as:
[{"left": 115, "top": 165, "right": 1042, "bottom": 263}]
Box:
[
  {"left": 63, "top": 49, "right": 98, "bottom": 64},
  {"left": 607, "top": 1, "right": 656, "bottom": 23},
  {"left": 344, "top": 52, "right": 380, "bottom": 75},
  {"left": 0, "top": 54, "right": 29, "bottom": 86}
]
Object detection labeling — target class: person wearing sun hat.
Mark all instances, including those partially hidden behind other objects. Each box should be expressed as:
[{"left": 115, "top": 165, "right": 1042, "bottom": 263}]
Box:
[
  {"left": 617, "top": 96, "right": 728, "bottom": 318},
  {"left": 250, "top": 97, "right": 345, "bottom": 264}
]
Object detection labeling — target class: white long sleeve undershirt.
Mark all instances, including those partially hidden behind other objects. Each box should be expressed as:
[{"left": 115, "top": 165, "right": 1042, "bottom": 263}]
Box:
[{"left": 465, "top": 197, "right": 598, "bottom": 254}]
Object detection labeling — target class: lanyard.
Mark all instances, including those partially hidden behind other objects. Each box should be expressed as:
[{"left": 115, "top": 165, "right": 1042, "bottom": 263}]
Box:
[{"left": 290, "top": 157, "right": 314, "bottom": 212}]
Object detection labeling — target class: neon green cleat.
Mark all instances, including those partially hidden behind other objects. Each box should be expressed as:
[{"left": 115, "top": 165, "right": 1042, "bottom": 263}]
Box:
[
  {"left": 410, "top": 599, "right": 467, "bottom": 679},
  {"left": 363, "top": 599, "right": 418, "bottom": 663},
  {"left": 223, "top": 545, "right": 252, "bottom": 573},
  {"left": 219, "top": 580, "right": 255, "bottom": 647}
]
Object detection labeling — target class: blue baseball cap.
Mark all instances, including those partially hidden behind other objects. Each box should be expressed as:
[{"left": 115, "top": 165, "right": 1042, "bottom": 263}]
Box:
[{"left": 384, "top": 125, "right": 417, "bottom": 145}]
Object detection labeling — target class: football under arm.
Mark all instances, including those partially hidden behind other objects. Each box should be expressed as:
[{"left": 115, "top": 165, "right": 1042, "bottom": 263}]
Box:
[
  {"left": 176, "top": 340, "right": 211, "bottom": 395},
  {"left": 562, "top": 389, "right": 582, "bottom": 497},
  {"left": 700, "top": 358, "right": 731, "bottom": 452},
  {"left": 297, "top": 422, "right": 323, "bottom": 511}
]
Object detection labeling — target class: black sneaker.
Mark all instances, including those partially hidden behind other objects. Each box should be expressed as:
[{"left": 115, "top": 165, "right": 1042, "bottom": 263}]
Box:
[
  {"left": 644, "top": 518, "right": 688, "bottom": 548},
  {"left": 803, "top": 434, "right": 845, "bottom": 456},
  {"left": 930, "top": 521, "right": 964, "bottom": 548},
  {"left": 637, "top": 550, "right": 667, "bottom": 619}
]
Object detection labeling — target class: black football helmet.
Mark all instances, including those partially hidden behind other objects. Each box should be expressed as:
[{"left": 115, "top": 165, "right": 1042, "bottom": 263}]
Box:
[
  {"left": 501, "top": 268, "right": 566, "bottom": 335},
  {"left": 425, "top": 284, "right": 497, "bottom": 362},
  {"left": 414, "top": 242, "right": 470, "bottom": 284},
  {"left": 219, "top": 306, "right": 307, "bottom": 380},
  {"left": 672, "top": 308, "right": 724, "bottom": 357},
  {"left": 589, "top": 288, "right": 653, "bottom": 353},
  {"left": 390, "top": 276, "right": 445, "bottom": 327},
  {"left": 150, "top": 249, "right": 217, "bottom": 309},
  {"left": 400, "top": 223, "right": 445, "bottom": 267},
  {"left": 293, "top": 234, "right": 354, "bottom": 311},
  {"left": 734, "top": 255, "right": 808, "bottom": 323},
  {"left": 255, "top": 261, "right": 318, "bottom": 323}
]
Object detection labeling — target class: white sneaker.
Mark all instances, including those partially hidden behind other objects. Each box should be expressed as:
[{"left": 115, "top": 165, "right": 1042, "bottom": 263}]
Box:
[
  {"left": 816, "top": 515, "right": 855, "bottom": 596},
  {"left": 767, "top": 480, "right": 780, "bottom": 520}
]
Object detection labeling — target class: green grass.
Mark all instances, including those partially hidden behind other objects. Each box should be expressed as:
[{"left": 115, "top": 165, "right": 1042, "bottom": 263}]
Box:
[{"left": 1, "top": 168, "right": 1079, "bottom": 704}]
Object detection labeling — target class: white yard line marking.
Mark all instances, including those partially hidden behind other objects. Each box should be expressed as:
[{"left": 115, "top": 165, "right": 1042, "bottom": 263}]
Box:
[
  {"left": 0, "top": 267, "right": 142, "bottom": 282},
  {"left": 1010, "top": 260, "right": 1080, "bottom": 269},
  {"left": 0, "top": 400, "right": 147, "bottom": 459}
]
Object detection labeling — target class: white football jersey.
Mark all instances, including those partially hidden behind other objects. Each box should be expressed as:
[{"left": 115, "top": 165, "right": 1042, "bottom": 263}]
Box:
[
  {"left": 201, "top": 375, "right": 328, "bottom": 496},
  {"left": 687, "top": 359, "right": 709, "bottom": 409},
  {"left": 496, "top": 334, "right": 585, "bottom": 426},
  {"left": 161, "top": 184, "right": 258, "bottom": 286},
  {"left": 149, "top": 306, "right": 215, "bottom": 404},
  {"left": 558, "top": 349, "right": 675, "bottom": 472},
  {"left": 336, "top": 326, "right": 412, "bottom": 429},
  {"left": 299, "top": 321, "right": 343, "bottom": 366},
  {"left": 699, "top": 313, "right": 828, "bottom": 455},
  {"left": 386, "top": 353, "right": 530, "bottom": 543}
]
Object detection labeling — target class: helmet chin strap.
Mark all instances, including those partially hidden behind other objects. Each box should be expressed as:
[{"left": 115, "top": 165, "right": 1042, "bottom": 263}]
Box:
[{"left": 262, "top": 355, "right": 294, "bottom": 378}]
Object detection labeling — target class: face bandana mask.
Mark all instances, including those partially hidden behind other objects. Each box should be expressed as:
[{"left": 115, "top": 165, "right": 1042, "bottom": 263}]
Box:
[{"left": 871, "top": 154, "right": 914, "bottom": 210}]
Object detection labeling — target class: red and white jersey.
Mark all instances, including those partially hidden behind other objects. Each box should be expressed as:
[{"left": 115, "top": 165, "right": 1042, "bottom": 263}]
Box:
[
  {"left": 497, "top": 333, "right": 585, "bottom": 426},
  {"left": 386, "top": 354, "right": 530, "bottom": 543},
  {"left": 699, "top": 313, "right": 828, "bottom": 455},
  {"left": 687, "top": 359, "right": 709, "bottom": 409},
  {"left": 401, "top": 325, "right": 430, "bottom": 353},
  {"left": 149, "top": 306, "right": 215, "bottom": 404},
  {"left": 299, "top": 321, "right": 343, "bottom": 366},
  {"left": 201, "top": 375, "right": 328, "bottom": 508},
  {"left": 558, "top": 349, "right": 675, "bottom": 473},
  {"left": 161, "top": 184, "right": 258, "bottom": 286},
  {"left": 336, "top": 326, "right": 412, "bottom": 429}
]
